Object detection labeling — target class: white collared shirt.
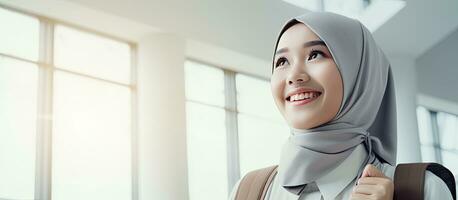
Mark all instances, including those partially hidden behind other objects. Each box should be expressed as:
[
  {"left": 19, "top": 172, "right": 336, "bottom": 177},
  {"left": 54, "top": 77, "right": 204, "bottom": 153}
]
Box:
[{"left": 228, "top": 144, "right": 454, "bottom": 200}]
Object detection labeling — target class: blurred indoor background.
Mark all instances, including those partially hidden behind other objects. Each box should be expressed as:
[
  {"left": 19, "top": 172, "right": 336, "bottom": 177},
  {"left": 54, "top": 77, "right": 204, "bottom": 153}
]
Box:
[{"left": 0, "top": 0, "right": 457, "bottom": 199}]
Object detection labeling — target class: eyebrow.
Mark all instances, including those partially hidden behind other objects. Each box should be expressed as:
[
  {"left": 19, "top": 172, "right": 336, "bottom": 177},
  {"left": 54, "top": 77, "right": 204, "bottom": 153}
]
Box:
[{"left": 275, "top": 40, "right": 326, "bottom": 55}]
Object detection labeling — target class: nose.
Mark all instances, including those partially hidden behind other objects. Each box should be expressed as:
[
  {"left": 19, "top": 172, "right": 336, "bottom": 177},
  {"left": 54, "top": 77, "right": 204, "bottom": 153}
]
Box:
[{"left": 286, "top": 69, "right": 310, "bottom": 85}]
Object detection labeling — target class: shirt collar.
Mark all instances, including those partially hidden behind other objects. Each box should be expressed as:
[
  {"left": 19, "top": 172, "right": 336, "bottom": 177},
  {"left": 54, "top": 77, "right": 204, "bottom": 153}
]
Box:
[{"left": 315, "top": 144, "right": 367, "bottom": 200}]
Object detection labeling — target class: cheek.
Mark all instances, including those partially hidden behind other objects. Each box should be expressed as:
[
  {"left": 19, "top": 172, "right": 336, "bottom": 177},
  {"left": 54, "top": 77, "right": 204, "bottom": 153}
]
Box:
[
  {"left": 313, "top": 63, "right": 343, "bottom": 113},
  {"left": 310, "top": 63, "right": 333, "bottom": 80}
]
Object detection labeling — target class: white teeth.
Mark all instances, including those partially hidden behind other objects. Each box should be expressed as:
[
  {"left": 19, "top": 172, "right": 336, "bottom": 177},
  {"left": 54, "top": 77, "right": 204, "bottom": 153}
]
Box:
[
  {"left": 289, "top": 92, "right": 320, "bottom": 101},
  {"left": 304, "top": 93, "right": 310, "bottom": 99},
  {"left": 299, "top": 93, "right": 305, "bottom": 100}
]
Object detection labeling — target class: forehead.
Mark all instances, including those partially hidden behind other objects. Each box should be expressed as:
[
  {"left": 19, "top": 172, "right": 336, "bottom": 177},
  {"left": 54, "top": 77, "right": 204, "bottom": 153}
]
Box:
[{"left": 277, "top": 23, "right": 321, "bottom": 49}]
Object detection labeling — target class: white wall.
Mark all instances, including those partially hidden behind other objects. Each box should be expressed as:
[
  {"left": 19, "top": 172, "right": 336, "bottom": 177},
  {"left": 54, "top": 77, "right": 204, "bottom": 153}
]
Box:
[
  {"left": 137, "top": 33, "right": 189, "bottom": 200},
  {"left": 388, "top": 55, "right": 422, "bottom": 163},
  {"left": 416, "top": 28, "right": 458, "bottom": 104}
]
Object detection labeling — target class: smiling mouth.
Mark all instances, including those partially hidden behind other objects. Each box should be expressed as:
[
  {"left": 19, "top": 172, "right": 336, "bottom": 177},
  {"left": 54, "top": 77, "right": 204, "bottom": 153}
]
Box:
[{"left": 286, "top": 91, "right": 322, "bottom": 105}]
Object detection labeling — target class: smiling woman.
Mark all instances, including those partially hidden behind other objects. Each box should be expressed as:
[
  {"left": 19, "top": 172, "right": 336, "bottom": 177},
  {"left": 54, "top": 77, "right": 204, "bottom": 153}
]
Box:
[
  {"left": 229, "top": 12, "right": 455, "bottom": 200},
  {"left": 271, "top": 23, "right": 343, "bottom": 130}
]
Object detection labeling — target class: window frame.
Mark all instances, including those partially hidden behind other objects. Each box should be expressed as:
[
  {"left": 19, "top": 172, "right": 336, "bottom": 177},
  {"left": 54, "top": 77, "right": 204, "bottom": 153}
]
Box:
[
  {"left": 417, "top": 102, "right": 458, "bottom": 176},
  {"left": 184, "top": 58, "right": 274, "bottom": 196},
  {"left": 0, "top": 4, "right": 138, "bottom": 200}
]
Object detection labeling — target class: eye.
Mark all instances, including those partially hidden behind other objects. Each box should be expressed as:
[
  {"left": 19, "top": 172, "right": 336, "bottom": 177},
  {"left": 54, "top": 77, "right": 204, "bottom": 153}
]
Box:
[
  {"left": 275, "top": 57, "right": 289, "bottom": 68},
  {"left": 307, "top": 50, "right": 325, "bottom": 61}
]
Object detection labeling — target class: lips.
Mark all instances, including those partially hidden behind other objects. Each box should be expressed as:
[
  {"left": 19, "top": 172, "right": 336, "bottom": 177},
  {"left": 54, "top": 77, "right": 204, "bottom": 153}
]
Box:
[
  {"left": 285, "top": 88, "right": 322, "bottom": 106},
  {"left": 285, "top": 88, "right": 322, "bottom": 100}
]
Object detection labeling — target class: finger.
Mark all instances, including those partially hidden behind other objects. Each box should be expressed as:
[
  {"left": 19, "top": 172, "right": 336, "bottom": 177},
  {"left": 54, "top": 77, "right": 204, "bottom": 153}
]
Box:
[
  {"left": 357, "top": 177, "right": 391, "bottom": 185},
  {"left": 350, "top": 192, "right": 372, "bottom": 200},
  {"left": 361, "top": 164, "right": 385, "bottom": 178},
  {"left": 353, "top": 184, "right": 376, "bottom": 195}
]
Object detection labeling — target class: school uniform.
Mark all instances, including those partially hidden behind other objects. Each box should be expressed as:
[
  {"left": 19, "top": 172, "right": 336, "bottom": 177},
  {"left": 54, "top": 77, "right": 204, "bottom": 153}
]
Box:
[{"left": 228, "top": 144, "right": 454, "bottom": 200}]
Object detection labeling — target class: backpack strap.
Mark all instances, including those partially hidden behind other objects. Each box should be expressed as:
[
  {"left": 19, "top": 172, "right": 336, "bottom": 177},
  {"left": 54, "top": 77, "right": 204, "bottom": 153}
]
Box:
[
  {"left": 426, "top": 163, "right": 456, "bottom": 200},
  {"left": 394, "top": 162, "right": 456, "bottom": 200},
  {"left": 235, "top": 165, "right": 278, "bottom": 200}
]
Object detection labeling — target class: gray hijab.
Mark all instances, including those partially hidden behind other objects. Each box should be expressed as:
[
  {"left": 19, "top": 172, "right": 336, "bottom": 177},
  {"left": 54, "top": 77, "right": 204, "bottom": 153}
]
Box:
[{"left": 272, "top": 12, "right": 397, "bottom": 195}]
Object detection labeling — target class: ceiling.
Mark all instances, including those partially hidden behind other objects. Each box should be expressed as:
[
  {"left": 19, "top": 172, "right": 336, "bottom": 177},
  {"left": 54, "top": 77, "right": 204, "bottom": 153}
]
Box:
[{"left": 3, "top": 0, "right": 458, "bottom": 62}]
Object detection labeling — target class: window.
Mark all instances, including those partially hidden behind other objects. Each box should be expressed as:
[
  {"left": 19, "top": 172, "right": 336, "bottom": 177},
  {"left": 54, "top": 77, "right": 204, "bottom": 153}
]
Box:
[
  {"left": 52, "top": 25, "right": 133, "bottom": 200},
  {"left": 184, "top": 60, "right": 289, "bottom": 200},
  {"left": 235, "top": 74, "right": 289, "bottom": 176},
  {"left": 0, "top": 7, "right": 39, "bottom": 61},
  {"left": 0, "top": 6, "right": 135, "bottom": 200},
  {"left": 0, "top": 8, "right": 39, "bottom": 200},
  {"left": 54, "top": 25, "right": 131, "bottom": 84},
  {"left": 0, "top": 57, "right": 38, "bottom": 200},
  {"left": 184, "top": 60, "right": 228, "bottom": 200},
  {"left": 417, "top": 106, "right": 458, "bottom": 176}
]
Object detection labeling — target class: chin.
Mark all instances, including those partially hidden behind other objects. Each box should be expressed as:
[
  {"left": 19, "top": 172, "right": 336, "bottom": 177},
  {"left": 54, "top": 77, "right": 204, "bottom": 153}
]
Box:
[{"left": 289, "top": 113, "right": 321, "bottom": 130}]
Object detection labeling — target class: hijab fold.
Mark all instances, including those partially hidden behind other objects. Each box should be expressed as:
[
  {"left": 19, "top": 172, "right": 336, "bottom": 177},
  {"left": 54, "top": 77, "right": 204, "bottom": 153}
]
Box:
[{"left": 273, "top": 12, "right": 397, "bottom": 195}]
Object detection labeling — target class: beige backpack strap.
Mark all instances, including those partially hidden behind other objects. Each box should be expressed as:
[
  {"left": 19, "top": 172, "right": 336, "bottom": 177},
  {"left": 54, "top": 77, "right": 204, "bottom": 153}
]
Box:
[
  {"left": 394, "top": 163, "right": 429, "bottom": 200},
  {"left": 235, "top": 165, "right": 278, "bottom": 200},
  {"left": 394, "top": 162, "right": 456, "bottom": 200}
]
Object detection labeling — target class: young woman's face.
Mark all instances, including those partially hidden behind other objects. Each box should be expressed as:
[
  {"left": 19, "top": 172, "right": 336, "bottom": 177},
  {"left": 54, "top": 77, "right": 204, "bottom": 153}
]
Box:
[{"left": 271, "top": 23, "right": 343, "bottom": 130}]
